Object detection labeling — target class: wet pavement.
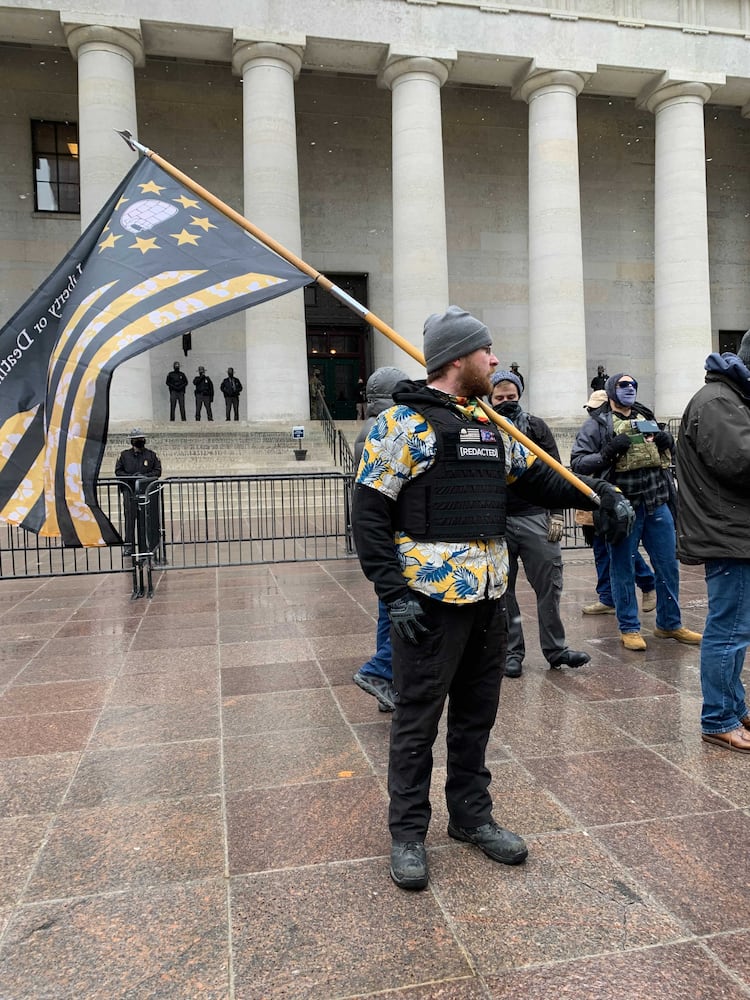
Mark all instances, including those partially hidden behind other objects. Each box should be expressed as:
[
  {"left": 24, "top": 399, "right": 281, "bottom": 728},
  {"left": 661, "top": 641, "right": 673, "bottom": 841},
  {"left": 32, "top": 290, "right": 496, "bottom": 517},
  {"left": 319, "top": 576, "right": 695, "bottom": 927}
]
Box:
[{"left": 0, "top": 555, "right": 748, "bottom": 999}]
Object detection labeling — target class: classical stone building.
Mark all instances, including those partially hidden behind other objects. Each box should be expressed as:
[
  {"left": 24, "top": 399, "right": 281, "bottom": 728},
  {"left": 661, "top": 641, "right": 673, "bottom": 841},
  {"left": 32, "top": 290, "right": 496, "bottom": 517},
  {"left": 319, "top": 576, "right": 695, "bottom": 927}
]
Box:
[{"left": 1, "top": 0, "right": 749, "bottom": 424}]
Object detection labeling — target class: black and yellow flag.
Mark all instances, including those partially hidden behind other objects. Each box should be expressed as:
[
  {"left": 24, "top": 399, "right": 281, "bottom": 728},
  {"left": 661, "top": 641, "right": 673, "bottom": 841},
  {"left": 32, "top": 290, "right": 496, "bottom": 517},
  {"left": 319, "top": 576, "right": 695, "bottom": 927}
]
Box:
[{"left": 0, "top": 157, "right": 312, "bottom": 546}]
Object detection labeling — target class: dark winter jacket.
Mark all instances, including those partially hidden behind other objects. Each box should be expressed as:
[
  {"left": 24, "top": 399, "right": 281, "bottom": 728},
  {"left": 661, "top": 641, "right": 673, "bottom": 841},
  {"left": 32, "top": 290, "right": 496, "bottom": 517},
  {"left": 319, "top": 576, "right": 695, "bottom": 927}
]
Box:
[
  {"left": 503, "top": 411, "right": 563, "bottom": 519},
  {"left": 676, "top": 353, "right": 750, "bottom": 564},
  {"left": 115, "top": 447, "right": 162, "bottom": 482},
  {"left": 220, "top": 376, "right": 243, "bottom": 398},
  {"left": 571, "top": 399, "right": 675, "bottom": 514},
  {"left": 570, "top": 400, "right": 661, "bottom": 478},
  {"left": 193, "top": 374, "right": 214, "bottom": 400},
  {"left": 165, "top": 369, "right": 188, "bottom": 392}
]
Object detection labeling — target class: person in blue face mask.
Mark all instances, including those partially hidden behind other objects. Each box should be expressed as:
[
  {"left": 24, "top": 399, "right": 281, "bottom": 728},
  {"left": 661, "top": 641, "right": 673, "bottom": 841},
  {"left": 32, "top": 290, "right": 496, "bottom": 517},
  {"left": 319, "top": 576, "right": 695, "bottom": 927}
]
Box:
[{"left": 571, "top": 372, "right": 702, "bottom": 652}]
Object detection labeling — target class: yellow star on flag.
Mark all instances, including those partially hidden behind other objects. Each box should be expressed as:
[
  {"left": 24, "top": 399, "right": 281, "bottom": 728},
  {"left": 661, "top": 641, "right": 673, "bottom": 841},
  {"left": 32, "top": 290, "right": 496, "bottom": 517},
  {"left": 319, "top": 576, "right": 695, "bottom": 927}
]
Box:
[
  {"left": 138, "top": 180, "right": 165, "bottom": 195},
  {"left": 115, "top": 196, "right": 129, "bottom": 210},
  {"left": 174, "top": 195, "right": 199, "bottom": 209},
  {"left": 190, "top": 216, "right": 217, "bottom": 232},
  {"left": 170, "top": 229, "right": 200, "bottom": 246},
  {"left": 98, "top": 232, "right": 122, "bottom": 252},
  {"left": 129, "top": 236, "right": 159, "bottom": 254}
]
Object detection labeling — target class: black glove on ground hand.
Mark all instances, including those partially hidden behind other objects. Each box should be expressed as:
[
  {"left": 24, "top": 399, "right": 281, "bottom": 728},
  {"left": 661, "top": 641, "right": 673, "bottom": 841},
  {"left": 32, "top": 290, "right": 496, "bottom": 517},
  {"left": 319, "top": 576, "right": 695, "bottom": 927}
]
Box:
[
  {"left": 600, "top": 433, "right": 632, "bottom": 465},
  {"left": 388, "top": 595, "right": 431, "bottom": 645},
  {"left": 653, "top": 430, "right": 672, "bottom": 451},
  {"left": 589, "top": 481, "right": 635, "bottom": 545}
]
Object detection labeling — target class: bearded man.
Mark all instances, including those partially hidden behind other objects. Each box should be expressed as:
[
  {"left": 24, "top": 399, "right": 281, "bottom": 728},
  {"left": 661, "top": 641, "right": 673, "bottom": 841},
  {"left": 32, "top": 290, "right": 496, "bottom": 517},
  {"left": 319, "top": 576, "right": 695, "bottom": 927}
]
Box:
[{"left": 352, "top": 306, "right": 634, "bottom": 891}]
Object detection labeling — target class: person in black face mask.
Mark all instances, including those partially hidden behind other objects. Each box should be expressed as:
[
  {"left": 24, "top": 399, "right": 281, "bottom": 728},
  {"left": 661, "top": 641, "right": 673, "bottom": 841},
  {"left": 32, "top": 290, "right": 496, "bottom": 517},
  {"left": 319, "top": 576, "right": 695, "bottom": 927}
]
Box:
[
  {"left": 115, "top": 429, "right": 162, "bottom": 556},
  {"left": 489, "top": 370, "right": 590, "bottom": 677}
]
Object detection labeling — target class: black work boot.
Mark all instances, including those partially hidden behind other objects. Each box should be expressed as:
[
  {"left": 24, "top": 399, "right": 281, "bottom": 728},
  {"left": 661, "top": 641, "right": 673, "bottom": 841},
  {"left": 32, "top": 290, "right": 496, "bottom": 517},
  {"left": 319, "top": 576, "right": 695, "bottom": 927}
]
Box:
[
  {"left": 549, "top": 649, "right": 591, "bottom": 670},
  {"left": 390, "top": 841, "right": 428, "bottom": 890},
  {"left": 447, "top": 820, "right": 528, "bottom": 865}
]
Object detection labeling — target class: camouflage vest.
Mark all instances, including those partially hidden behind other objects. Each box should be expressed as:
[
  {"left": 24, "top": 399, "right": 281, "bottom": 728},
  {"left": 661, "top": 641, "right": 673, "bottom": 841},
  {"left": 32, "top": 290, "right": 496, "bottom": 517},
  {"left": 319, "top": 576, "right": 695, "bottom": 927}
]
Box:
[{"left": 611, "top": 414, "right": 669, "bottom": 472}]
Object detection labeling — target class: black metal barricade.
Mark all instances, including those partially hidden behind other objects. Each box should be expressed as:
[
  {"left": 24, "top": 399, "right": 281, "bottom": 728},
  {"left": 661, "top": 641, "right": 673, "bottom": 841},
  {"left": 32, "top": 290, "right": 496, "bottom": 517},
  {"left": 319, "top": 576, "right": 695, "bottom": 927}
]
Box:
[{"left": 0, "top": 472, "right": 356, "bottom": 580}]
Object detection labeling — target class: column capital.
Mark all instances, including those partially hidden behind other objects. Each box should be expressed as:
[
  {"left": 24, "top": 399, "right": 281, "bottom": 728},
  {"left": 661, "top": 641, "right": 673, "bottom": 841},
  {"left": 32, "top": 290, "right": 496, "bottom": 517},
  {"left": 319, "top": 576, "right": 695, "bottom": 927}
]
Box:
[
  {"left": 63, "top": 22, "right": 144, "bottom": 67},
  {"left": 637, "top": 71, "right": 724, "bottom": 113},
  {"left": 379, "top": 51, "right": 455, "bottom": 90},
  {"left": 232, "top": 36, "right": 305, "bottom": 79},
  {"left": 512, "top": 63, "right": 594, "bottom": 103}
]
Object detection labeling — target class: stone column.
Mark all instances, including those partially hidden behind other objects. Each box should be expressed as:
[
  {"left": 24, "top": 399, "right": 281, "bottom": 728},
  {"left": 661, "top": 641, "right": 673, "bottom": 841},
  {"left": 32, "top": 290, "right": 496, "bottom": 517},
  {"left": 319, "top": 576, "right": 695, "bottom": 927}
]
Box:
[
  {"left": 65, "top": 22, "right": 152, "bottom": 424},
  {"left": 233, "top": 38, "right": 308, "bottom": 421},
  {"left": 381, "top": 55, "right": 452, "bottom": 377},
  {"left": 640, "top": 75, "right": 721, "bottom": 418},
  {"left": 515, "top": 68, "right": 591, "bottom": 420}
]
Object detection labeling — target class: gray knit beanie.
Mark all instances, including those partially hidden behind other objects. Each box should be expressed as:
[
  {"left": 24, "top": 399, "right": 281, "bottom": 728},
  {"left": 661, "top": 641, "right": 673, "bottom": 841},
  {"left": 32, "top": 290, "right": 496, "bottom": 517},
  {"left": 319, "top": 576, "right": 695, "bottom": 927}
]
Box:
[
  {"left": 489, "top": 369, "right": 523, "bottom": 397},
  {"left": 738, "top": 330, "right": 750, "bottom": 367},
  {"left": 423, "top": 306, "right": 491, "bottom": 373}
]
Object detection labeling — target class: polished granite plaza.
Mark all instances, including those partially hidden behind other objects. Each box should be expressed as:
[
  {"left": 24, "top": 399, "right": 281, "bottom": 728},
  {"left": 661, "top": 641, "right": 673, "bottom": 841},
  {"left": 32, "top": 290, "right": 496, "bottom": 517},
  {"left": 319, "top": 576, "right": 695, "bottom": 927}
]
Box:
[{"left": 0, "top": 554, "right": 748, "bottom": 999}]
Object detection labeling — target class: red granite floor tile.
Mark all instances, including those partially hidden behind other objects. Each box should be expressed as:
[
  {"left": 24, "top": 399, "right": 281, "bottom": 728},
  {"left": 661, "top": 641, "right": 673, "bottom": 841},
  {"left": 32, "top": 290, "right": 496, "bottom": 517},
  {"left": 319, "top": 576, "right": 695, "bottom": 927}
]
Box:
[
  {"left": 430, "top": 832, "right": 684, "bottom": 975},
  {"left": 90, "top": 702, "right": 220, "bottom": 749},
  {"left": 0, "top": 753, "right": 79, "bottom": 818},
  {"left": 224, "top": 725, "right": 370, "bottom": 791},
  {"left": 230, "top": 861, "right": 472, "bottom": 999},
  {"left": 593, "top": 810, "right": 750, "bottom": 935},
  {"left": 0, "top": 711, "right": 100, "bottom": 758},
  {"left": 483, "top": 943, "right": 747, "bottom": 999},
  {"left": 524, "top": 746, "right": 731, "bottom": 826},
  {"left": 24, "top": 796, "right": 224, "bottom": 900},
  {"left": 0, "top": 880, "right": 230, "bottom": 999},
  {"left": 227, "top": 776, "right": 388, "bottom": 873},
  {"left": 0, "top": 815, "right": 51, "bottom": 907},
  {"left": 0, "top": 679, "right": 111, "bottom": 716},
  {"left": 62, "top": 740, "right": 221, "bottom": 809}
]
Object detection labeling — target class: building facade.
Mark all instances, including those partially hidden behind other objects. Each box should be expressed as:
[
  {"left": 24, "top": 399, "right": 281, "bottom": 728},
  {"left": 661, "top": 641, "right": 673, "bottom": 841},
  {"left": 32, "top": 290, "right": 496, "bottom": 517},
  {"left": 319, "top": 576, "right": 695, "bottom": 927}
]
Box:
[{"left": 1, "top": 0, "right": 749, "bottom": 424}]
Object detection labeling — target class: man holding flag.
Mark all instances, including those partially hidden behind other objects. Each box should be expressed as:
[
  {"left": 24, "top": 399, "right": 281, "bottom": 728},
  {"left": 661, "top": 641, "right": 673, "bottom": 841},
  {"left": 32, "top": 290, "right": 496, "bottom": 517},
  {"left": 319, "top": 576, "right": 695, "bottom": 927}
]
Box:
[{"left": 352, "top": 306, "right": 634, "bottom": 891}]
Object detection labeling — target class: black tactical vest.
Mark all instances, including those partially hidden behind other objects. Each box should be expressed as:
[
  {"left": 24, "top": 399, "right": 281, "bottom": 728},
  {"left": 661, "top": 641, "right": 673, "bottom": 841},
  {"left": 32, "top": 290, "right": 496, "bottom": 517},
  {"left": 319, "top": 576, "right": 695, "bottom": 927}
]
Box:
[{"left": 394, "top": 397, "right": 507, "bottom": 541}]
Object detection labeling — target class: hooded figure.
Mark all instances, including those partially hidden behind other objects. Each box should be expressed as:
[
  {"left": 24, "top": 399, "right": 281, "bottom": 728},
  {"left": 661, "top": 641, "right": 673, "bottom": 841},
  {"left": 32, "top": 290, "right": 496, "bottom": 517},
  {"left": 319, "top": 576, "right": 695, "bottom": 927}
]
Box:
[
  {"left": 353, "top": 367, "right": 409, "bottom": 468},
  {"left": 351, "top": 366, "right": 409, "bottom": 716},
  {"left": 675, "top": 332, "right": 750, "bottom": 752}
]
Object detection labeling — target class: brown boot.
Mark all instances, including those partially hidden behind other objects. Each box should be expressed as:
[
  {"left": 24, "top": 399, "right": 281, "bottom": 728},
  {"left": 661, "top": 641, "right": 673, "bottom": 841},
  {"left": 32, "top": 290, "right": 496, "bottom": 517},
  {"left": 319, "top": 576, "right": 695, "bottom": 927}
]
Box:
[
  {"left": 701, "top": 727, "right": 750, "bottom": 754},
  {"left": 620, "top": 632, "right": 647, "bottom": 651},
  {"left": 653, "top": 626, "right": 702, "bottom": 645}
]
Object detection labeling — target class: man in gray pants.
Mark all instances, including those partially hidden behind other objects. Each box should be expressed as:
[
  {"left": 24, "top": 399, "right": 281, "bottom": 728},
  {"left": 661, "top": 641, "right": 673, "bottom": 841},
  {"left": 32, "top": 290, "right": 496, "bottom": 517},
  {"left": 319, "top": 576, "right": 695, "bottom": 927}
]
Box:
[{"left": 490, "top": 370, "right": 590, "bottom": 677}]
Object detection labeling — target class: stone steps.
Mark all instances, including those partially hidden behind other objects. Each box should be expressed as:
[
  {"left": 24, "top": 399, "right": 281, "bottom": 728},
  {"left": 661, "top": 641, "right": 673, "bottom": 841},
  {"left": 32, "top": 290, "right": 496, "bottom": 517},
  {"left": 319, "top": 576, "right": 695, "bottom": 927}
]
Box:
[{"left": 104, "top": 421, "right": 344, "bottom": 476}]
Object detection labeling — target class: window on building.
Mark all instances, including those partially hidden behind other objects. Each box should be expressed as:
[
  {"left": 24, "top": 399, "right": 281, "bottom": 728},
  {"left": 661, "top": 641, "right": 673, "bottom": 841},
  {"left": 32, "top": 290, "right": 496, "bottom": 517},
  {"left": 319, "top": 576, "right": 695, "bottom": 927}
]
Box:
[{"left": 31, "top": 119, "right": 80, "bottom": 213}]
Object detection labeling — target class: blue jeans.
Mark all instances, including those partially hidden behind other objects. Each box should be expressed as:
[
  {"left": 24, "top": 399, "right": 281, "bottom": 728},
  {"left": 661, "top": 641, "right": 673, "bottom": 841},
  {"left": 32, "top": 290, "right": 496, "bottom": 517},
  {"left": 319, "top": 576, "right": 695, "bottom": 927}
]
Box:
[
  {"left": 593, "top": 534, "right": 655, "bottom": 606},
  {"left": 360, "top": 599, "right": 393, "bottom": 680},
  {"left": 701, "top": 559, "right": 750, "bottom": 734},
  {"left": 608, "top": 502, "right": 681, "bottom": 633}
]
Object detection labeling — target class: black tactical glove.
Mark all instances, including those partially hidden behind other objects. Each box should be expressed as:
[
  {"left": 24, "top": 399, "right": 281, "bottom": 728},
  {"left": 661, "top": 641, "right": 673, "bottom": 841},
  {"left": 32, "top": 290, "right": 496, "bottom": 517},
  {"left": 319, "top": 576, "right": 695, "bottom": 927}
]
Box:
[
  {"left": 588, "top": 480, "right": 635, "bottom": 545},
  {"left": 653, "top": 430, "right": 672, "bottom": 451},
  {"left": 600, "top": 433, "right": 632, "bottom": 465},
  {"left": 387, "top": 595, "right": 431, "bottom": 645}
]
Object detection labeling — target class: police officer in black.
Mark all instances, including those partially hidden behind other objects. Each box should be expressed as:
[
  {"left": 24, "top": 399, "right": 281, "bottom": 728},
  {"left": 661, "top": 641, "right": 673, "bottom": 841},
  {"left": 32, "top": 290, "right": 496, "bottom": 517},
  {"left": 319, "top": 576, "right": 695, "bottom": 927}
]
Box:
[
  {"left": 165, "top": 361, "right": 188, "bottom": 421},
  {"left": 193, "top": 366, "right": 214, "bottom": 421},
  {"left": 115, "top": 429, "right": 162, "bottom": 556},
  {"left": 220, "top": 367, "right": 243, "bottom": 421}
]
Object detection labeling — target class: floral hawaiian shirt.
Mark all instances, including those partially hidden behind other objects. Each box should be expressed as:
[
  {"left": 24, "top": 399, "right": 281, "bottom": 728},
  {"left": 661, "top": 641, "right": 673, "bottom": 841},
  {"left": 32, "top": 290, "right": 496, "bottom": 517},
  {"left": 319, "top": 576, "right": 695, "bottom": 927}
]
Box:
[{"left": 356, "top": 399, "right": 536, "bottom": 603}]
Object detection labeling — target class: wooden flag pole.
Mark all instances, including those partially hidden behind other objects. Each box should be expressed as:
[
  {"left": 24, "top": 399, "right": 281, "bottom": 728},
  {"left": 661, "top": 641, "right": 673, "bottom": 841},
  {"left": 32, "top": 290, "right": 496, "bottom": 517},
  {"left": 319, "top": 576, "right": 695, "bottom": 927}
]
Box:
[{"left": 116, "top": 130, "right": 598, "bottom": 504}]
